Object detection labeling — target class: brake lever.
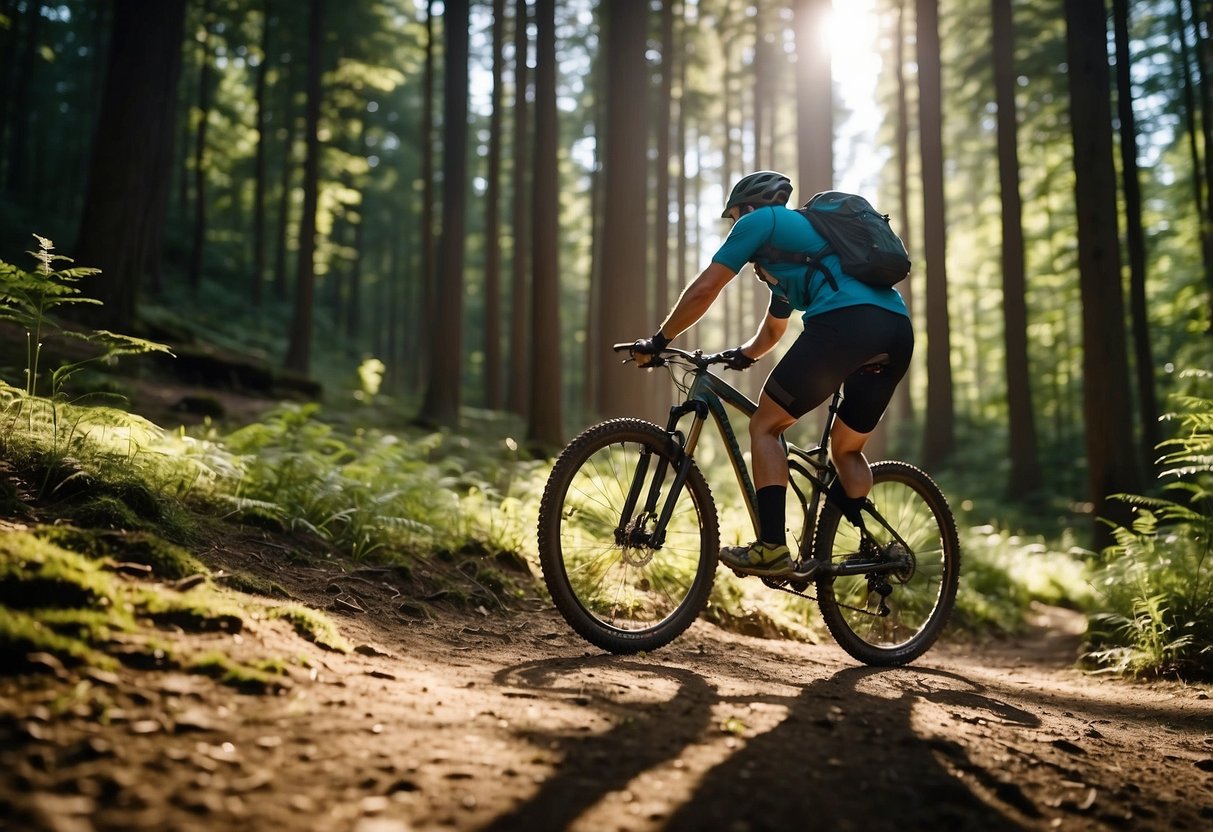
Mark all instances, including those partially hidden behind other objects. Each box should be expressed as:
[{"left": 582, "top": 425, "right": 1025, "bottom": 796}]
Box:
[{"left": 624, "top": 354, "right": 667, "bottom": 368}]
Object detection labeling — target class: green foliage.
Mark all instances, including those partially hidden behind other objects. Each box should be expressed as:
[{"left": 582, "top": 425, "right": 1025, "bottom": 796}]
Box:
[
  {"left": 264, "top": 603, "right": 351, "bottom": 652},
  {"left": 220, "top": 403, "right": 544, "bottom": 561},
  {"left": 0, "top": 532, "right": 120, "bottom": 612},
  {"left": 189, "top": 650, "right": 289, "bottom": 694},
  {"left": 0, "top": 533, "right": 128, "bottom": 670},
  {"left": 952, "top": 525, "right": 1092, "bottom": 634},
  {"left": 0, "top": 606, "right": 111, "bottom": 670},
  {"left": 0, "top": 235, "right": 172, "bottom": 400},
  {"left": 0, "top": 380, "right": 229, "bottom": 534},
  {"left": 0, "top": 528, "right": 351, "bottom": 679},
  {"left": 1084, "top": 372, "right": 1213, "bottom": 679}
]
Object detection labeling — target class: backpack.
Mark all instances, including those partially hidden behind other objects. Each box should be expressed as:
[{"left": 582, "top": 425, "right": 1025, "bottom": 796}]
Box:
[{"left": 755, "top": 191, "right": 911, "bottom": 290}]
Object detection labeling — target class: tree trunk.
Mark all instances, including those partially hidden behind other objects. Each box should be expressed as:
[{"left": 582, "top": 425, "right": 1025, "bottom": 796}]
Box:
[
  {"left": 1176, "top": 0, "right": 1213, "bottom": 319},
  {"left": 528, "top": 0, "right": 562, "bottom": 448},
  {"left": 655, "top": 0, "right": 674, "bottom": 318},
  {"left": 386, "top": 226, "right": 402, "bottom": 389},
  {"left": 916, "top": 0, "right": 955, "bottom": 468},
  {"left": 1064, "top": 0, "right": 1142, "bottom": 546},
  {"left": 3, "top": 1, "right": 42, "bottom": 195},
  {"left": 675, "top": 0, "right": 689, "bottom": 294},
  {"left": 188, "top": 0, "right": 215, "bottom": 292},
  {"left": 794, "top": 0, "right": 833, "bottom": 198},
  {"left": 1176, "top": 0, "right": 1205, "bottom": 219},
  {"left": 1198, "top": 1, "right": 1213, "bottom": 332},
  {"left": 284, "top": 0, "right": 325, "bottom": 375},
  {"left": 1112, "top": 0, "right": 1159, "bottom": 473},
  {"left": 328, "top": 216, "right": 347, "bottom": 331},
  {"left": 418, "top": 0, "right": 470, "bottom": 426},
  {"left": 74, "top": 0, "right": 187, "bottom": 332},
  {"left": 251, "top": 0, "right": 273, "bottom": 307},
  {"left": 419, "top": 0, "right": 438, "bottom": 393},
  {"left": 272, "top": 89, "right": 297, "bottom": 303},
  {"left": 992, "top": 0, "right": 1042, "bottom": 496},
  {"left": 583, "top": 24, "right": 606, "bottom": 414},
  {"left": 892, "top": 0, "right": 915, "bottom": 436},
  {"left": 595, "top": 0, "right": 651, "bottom": 419},
  {"left": 484, "top": 0, "right": 505, "bottom": 411},
  {"left": 506, "top": 0, "right": 530, "bottom": 418},
  {"left": 752, "top": 8, "right": 767, "bottom": 172},
  {"left": 346, "top": 208, "right": 365, "bottom": 346},
  {"left": 0, "top": 0, "right": 23, "bottom": 185}
]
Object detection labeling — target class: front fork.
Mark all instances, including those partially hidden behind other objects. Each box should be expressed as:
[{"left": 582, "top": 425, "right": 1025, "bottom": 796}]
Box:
[{"left": 615, "top": 402, "right": 707, "bottom": 550}]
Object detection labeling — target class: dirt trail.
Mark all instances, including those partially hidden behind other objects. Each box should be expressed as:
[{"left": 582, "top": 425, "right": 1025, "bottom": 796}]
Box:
[{"left": 2, "top": 560, "right": 1212, "bottom": 832}]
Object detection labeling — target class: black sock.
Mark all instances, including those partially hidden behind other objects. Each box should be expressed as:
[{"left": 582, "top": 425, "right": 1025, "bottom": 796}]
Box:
[
  {"left": 828, "top": 478, "right": 867, "bottom": 529},
  {"left": 756, "top": 485, "right": 787, "bottom": 547}
]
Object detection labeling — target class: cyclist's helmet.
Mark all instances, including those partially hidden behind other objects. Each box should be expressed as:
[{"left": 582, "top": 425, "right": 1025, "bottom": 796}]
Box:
[{"left": 721, "top": 170, "right": 793, "bottom": 217}]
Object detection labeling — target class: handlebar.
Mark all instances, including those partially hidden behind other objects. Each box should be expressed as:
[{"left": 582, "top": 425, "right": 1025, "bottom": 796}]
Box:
[{"left": 612, "top": 342, "right": 731, "bottom": 370}]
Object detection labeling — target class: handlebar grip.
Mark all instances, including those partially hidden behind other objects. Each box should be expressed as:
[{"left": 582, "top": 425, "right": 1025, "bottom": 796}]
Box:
[{"left": 612, "top": 342, "right": 636, "bottom": 353}]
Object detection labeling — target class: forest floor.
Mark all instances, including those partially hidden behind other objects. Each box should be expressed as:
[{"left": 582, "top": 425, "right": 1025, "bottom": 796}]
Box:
[
  {"left": 2, "top": 364, "right": 1212, "bottom": 831},
  {"left": 2, "top": 524, "right": 1212, "bottom": 832}
]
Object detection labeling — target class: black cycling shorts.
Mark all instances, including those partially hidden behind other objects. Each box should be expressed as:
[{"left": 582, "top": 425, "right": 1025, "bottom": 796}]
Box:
[{"left": 763, "top": 304, "right": 914, "bottom": 432}]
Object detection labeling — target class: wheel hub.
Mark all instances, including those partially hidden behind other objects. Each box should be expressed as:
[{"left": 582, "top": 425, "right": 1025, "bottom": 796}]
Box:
[
  {"left": 620, "top": 546, "right": 654, "bottom": 567},
  {"left": 887, "top": 542, "right": 915, "bottom": 584}
]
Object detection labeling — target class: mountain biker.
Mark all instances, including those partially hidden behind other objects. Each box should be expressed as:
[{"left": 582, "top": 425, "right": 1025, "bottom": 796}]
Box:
[{"left": 631, "top": 170, "right": 914, "bottom": 578}]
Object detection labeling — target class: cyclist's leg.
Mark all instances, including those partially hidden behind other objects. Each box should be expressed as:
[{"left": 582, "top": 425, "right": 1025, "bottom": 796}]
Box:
[
  {"left": 746, "top": 329, "right": 840, "bottom": 555},
  {"left": 830, "top": 418, "right": 874, "bottom": 498},
  {"left": 733, "top": 307, "right": 911, "bottom": 563},
  {"left": 829, "top": 308, "right": 915, "bottom": 502},
  {"left": 750, "top": 393, "right": 797, "bottom": 490}
]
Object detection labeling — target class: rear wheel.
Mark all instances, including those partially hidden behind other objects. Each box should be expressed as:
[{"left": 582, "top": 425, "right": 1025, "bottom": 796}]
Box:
[
  {"left": 813, "top": 461, "right": 960, "bottom": 666},
  {"left": 537, "top": 418, "right": 719, "bottom": 654}
]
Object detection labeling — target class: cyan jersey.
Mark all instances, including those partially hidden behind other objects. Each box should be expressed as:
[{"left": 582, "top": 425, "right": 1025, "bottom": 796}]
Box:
[{"left": 711, "top": 205, "right": 909, "bottom": 321}]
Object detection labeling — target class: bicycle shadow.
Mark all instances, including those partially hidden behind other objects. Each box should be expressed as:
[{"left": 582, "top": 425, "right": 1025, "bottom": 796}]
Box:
[
  {"left": 663, "top": 665, "right": 1037, "bottom": 831},
  {"left": 486, "top": 655, "right": 721, "bottom": 831},
  {"left": 483, "top": 656, "right": 1039, "bottom": 831}
]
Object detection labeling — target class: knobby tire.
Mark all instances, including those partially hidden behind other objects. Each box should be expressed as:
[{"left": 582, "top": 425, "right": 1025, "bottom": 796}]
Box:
[
  {"left": 537, "top": 418, "right": 719, "bottom": 654},
  {"left": 812, "top": 460, "right": 961, "bottom": 666}
]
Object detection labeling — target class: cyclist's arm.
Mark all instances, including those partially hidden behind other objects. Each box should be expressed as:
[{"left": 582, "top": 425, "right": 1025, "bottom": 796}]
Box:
[
  {"left": 656, "top": 261, "right": 736, "bottom": 339},
  {"left": 739, "top": 309, "right": 788, "bottom": 360}
]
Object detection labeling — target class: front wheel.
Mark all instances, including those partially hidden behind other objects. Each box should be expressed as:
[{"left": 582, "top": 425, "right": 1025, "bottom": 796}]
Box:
[
  {"left": 813, "top": 461, "right": 960, "bottom": 666},
  {"left": 537, "top": 418, "right": 719, "bottom": 654}
]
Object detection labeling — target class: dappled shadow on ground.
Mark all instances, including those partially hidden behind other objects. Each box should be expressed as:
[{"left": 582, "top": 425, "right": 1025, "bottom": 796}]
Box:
[
  {"left": 488, "top": 655, "right": 1035, "bottom": 831},
  {"left": 2, "top": 604, "right": 1211, "bottom": 831}
]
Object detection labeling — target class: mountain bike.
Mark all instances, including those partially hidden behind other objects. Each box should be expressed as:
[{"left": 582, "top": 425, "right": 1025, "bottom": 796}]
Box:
[{"left": 536, "top": 344, "right": 961, "bottom": 667}]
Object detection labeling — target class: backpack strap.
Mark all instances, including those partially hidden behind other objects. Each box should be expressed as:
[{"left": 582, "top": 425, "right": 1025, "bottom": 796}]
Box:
[
  {"left": 752, "top": 244, "right": 838, "bottom": 292},
  {"left": 749, "top": 207, "right": 839, "bottom": 292}
]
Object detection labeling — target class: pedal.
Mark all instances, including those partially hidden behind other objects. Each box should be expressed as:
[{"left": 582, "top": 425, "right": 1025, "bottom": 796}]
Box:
[{"left": 788, "top": 561, "right": 819, "bottom": 581}]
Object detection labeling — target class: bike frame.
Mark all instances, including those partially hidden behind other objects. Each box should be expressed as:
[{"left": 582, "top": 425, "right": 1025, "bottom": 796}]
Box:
[
  {"left": 641, "top": 363, "right": 839, "bottom": 559},
  {"left": 619, "top": 357, "right": 911, "bottom": 576}
]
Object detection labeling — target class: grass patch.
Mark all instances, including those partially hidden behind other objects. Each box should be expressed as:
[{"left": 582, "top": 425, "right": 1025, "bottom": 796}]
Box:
[
  {"left": 34, "top": 527, "right": 206, "bottom": 580},
  {"left": 0, "top": 529, "right": 352, "bottom": 684},
  {"left": 219, "top": 403, "right": 545, "bottom": 563},
  {"left": 265, "top": 603, "right": 351, "bottom": 652},
  {"left": 221, "top": 572, "right": 291, "bottom": 599},
  {"left": 190, "top": 650, "right": 289, "bottom": 694},
  {"left": 0, "top": 606, "right": 112, "bottom": 671},
  {"left": 135, "top": 585, "right": 246, "bottom": 634},
  {"left": 0, "top": 532, "right": 118, "bottom": 610}
]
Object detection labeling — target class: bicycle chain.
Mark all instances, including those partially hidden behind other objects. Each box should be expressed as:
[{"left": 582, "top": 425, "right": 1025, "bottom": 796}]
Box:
[{"left": 762, "top": 578, "right": 885, "bottom": 618}]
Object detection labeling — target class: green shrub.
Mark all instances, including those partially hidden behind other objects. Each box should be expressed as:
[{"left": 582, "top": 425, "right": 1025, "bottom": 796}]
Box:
[
  {"left": 220, "top": 403, "right": 543, "bottom": 561},
  {"left": 0, "top": 235, "right": 171, "bottom": 401},
  {"left": 1083, "top": 371, "right": 1213, "bottom": 679}
]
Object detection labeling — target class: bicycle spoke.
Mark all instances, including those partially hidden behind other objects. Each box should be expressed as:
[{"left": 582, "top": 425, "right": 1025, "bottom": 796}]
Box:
[
  {"left": 814, "top": 461, "right": 960, "bottom": 666},
  {"left": 539, "top": 420, "right": 718, "bottom": 651}
]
